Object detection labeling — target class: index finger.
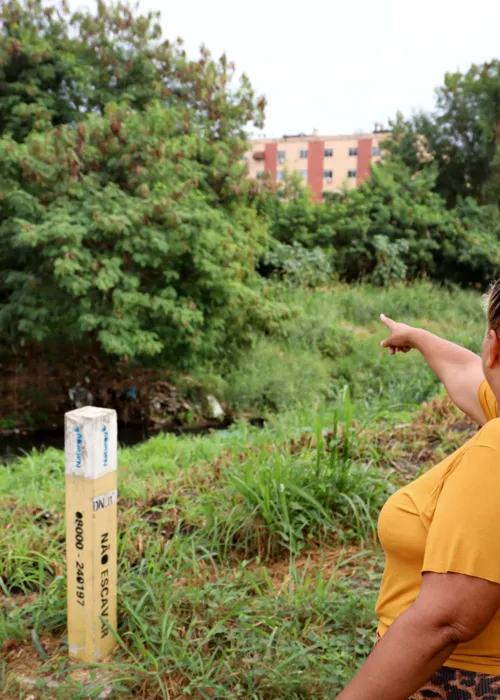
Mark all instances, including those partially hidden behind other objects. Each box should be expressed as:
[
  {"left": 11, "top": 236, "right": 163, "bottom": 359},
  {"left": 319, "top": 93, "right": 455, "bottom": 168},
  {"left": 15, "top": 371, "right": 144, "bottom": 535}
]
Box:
[{"left": 380, "top": 313, "right": 396, "bottom": 329}]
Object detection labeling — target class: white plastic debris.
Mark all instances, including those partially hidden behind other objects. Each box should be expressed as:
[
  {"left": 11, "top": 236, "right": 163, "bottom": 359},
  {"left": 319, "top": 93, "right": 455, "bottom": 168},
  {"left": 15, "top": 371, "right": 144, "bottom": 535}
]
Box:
[{"left": 206, "top": 395, "right": 224, "bottom": 419}]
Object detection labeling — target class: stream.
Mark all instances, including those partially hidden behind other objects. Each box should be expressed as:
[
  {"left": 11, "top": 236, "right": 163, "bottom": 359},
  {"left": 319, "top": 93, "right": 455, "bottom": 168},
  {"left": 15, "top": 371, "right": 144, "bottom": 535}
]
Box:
[
  {"left": 0, "top": 424, "right": 156, "bottom": 464},
  {"left": 0, "top": 418, "right": 236, "bottom": 464}
]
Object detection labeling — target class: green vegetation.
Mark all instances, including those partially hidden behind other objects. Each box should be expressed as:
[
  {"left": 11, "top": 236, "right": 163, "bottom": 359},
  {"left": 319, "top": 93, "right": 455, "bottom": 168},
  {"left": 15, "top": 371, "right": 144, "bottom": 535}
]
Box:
[
  {"left": 1, "top": 0, "right": 500, "bottom": 378},
  {"left": 0, "top": 0, "right": 275, "bottom": 365},
  {"left": 259, "top": 61, "right": 500, "bottom": 291},
  {"left": 386, "top": 61, "right": 500, "bottom": 207},
  {"left": 0, "top": 396, "right": 386, "bottom": 698},
  {"left": 224, "top": 281, "right": 484, "bottom": 415},
  {"left": 0, "top": 1, "right": 498, "bottom": 697},
  {"left": 260, "top": 160, "right": 500, "bottom": 289},
  {"left": 0, "top": 282, "right": 486, "bottom": 698},
  {"left": 0, "top": 103, "right": 278, "bottom": 364}
]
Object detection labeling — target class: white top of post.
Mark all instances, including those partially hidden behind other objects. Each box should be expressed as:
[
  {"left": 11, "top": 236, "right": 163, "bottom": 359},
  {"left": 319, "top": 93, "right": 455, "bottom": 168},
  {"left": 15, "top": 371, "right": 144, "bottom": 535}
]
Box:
[{"left": 65, "top": 406, "right": 117, "bottom": 479}]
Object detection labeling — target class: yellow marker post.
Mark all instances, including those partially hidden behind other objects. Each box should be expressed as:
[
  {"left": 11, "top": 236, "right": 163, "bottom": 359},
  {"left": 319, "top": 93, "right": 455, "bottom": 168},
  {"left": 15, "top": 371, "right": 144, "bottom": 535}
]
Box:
[{"left": 65, "top": 406, "right": 118, "bottom": 663}]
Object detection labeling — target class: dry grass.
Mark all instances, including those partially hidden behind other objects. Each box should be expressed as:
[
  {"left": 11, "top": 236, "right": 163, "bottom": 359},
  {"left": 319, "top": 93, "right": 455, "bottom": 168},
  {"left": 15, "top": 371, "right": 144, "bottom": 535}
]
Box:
[{"left": 366, "top": 394, "right": 477, "bottom": 481}]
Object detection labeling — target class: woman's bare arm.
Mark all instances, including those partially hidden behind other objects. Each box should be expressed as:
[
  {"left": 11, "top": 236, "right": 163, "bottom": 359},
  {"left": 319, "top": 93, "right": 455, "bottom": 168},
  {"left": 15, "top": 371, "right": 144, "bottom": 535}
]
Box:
[
  {"left": 337, "top": 571, "right": 500, "bottom": 700},
  {"left": 380, "top": 315, "right": 486, "bottom": 425}
]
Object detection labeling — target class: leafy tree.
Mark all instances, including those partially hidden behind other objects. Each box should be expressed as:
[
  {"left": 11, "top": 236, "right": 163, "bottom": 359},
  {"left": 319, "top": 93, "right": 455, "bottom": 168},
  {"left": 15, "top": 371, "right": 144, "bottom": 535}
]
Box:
[
  {"left": 385, "top": 61, "right": 500, "bottom": 206},
  {"left": 370, "top": 235, "right": 409, "bottom": 286},
  {"left": 0, "top": 0, "right": 282, "bottom": 368},
  {"left": 438, "top": 61, "right": 500, "bottom": 204},
  {"left": 0, "top": 0, "right": 78, "bottom": 141},
  {"left": 383, "top": 112, "right": 459, "bottom": 204},
  {"left": 256, "top": 171, "right": 319, "bottom": 247},
  {"left": 0, "top": 0, "right": 265, "bottom": 143},
  {"left": 261, "top": 241, "right": 333, "bottom": 287},
  {"left": 330, "top": 159, "right": 500, "bottom": 286},
  {"left": 454, "top": 198, "right": 500, "bottom": 280},
  {"left": 256, "top": 152, "right": 500, "bottom": 288},
  {"left": 0, "top": 102, "right": 283, "bottom": 367}
]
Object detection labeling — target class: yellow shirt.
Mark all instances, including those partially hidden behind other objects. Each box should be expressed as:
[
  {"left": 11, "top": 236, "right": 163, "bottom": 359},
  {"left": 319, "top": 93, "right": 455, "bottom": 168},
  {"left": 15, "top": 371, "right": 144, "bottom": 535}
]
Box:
[{"left": 376, "top": 380, "right": 500, "bottom": 673}]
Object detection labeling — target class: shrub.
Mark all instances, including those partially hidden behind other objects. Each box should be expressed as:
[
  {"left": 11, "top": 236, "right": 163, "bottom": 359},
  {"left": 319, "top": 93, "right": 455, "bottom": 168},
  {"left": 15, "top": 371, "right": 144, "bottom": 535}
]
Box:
[
  {"left": 261, "top": 241, "right": 333, "bottom": 287},
  {"left": 370, "top": 235, "right": 409, "bottom": 286},
  {"left": 0, "top": 104, "right": 284, "bottom": 367},
  {"left": 260, "top": 158, "right": 500, "bottom": 289}
]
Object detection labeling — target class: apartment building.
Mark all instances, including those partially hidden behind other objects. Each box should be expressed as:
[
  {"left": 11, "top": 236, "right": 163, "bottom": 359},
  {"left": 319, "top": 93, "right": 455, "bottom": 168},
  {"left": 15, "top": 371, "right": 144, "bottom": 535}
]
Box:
[{"left": 244, "top": 128, "right": 390, "bottom": 202}]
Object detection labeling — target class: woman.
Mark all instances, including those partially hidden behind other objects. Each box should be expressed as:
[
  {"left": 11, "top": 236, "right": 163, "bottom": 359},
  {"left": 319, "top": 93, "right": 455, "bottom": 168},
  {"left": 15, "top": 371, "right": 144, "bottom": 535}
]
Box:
[{"left": 338, "top": 281, "right": 500, "bottom": 700}]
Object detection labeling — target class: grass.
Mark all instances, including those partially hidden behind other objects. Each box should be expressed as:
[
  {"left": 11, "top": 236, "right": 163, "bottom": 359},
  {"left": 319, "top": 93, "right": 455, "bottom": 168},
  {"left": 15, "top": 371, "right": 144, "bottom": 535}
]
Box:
[
  {"left": 225, "top": 280, "right": 485, "bottom": 414},
  {"left": 1, "top": 398, "right": 386, "bottom": 698},
  {"left": 0, "top": 281, "right": 487, "bottom": 698}
]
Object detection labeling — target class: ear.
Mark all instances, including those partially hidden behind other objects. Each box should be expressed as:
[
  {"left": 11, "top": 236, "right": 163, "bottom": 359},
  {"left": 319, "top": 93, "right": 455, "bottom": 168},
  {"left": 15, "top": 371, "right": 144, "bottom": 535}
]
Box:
[{"left": 485, "top": 329, "right": 500, "bottom": 369}]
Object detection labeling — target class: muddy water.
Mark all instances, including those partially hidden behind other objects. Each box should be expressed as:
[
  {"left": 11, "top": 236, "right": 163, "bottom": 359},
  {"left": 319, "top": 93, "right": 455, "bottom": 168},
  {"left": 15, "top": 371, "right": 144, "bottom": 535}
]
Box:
[
  {"left": 0, "top": 424, "right": 156, "bottom": 463},
  {"left": 0, "top": 418, "right": 236, "bottom": 464}
]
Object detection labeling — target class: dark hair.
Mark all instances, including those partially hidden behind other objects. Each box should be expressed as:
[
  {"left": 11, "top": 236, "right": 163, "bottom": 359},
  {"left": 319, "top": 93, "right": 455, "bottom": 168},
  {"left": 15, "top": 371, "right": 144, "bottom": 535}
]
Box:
[{"left": 485, "top": 280, "right": 500, "bottom": 332}]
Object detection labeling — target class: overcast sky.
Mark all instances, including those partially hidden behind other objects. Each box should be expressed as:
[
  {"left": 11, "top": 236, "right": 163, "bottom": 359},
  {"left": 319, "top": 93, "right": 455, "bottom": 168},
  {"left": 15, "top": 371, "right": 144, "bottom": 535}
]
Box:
[{"left": 76, "top": 0, "right": 500, "bottom": 138}]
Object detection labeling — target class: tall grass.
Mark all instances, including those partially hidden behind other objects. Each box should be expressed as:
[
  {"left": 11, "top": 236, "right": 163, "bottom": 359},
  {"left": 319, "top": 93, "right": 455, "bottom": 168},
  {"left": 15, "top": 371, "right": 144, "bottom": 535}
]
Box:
[{"left": 225, "top": 280, "right": 485, "bottom": 416}]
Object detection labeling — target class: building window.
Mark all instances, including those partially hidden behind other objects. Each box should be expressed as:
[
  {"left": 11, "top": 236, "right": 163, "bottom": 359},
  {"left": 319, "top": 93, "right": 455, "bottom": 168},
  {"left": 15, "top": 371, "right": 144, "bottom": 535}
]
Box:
[
  {"left": 324, "top": 170, "right": 333, "bottom": 182},
  {"left": 277, "top": 171, "right": 285, "bottom": 181},
  {"left": 324, "top": 148, "right": 333, "bottom": 157},
  {"left": 372, "top": 146, "right": 381, "bottom": 157},
  {"left": 349, "top": 147, "right": 358, "bottom": 156},
  {"left": 300, "top": 149, "right": 308, "bottom": 159},
  {"left": 277, "top": 150, "right": 286, "bottom": 163},
  {"left": 347, "top": 169, "right": 357, "bottom": 178},
  {"left": 300, "top": 170, "right": 308, "bottom": 180}
]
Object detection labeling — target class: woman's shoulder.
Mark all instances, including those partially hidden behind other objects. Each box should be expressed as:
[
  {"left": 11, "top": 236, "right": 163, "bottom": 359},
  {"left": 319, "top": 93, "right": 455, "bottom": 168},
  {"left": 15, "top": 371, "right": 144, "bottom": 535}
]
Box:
[
  {"left": 451, "top": 420, "right": 500, "bottom": 478},
  {"left": 479, "top": 379, "right": 500, "bottom": 423},
  {"left": 476, "top": 416, "right": 500, "bottom": 449}
]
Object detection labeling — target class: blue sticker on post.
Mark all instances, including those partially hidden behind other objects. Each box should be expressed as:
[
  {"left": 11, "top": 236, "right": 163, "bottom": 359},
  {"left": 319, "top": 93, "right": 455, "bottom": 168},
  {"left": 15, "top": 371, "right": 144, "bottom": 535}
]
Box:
[
  {"left": 74, "top": 425, "right": 83, "bottom": 469},
  {"left": 102, "top": 424, "right": 109, "bottom": 467}
]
